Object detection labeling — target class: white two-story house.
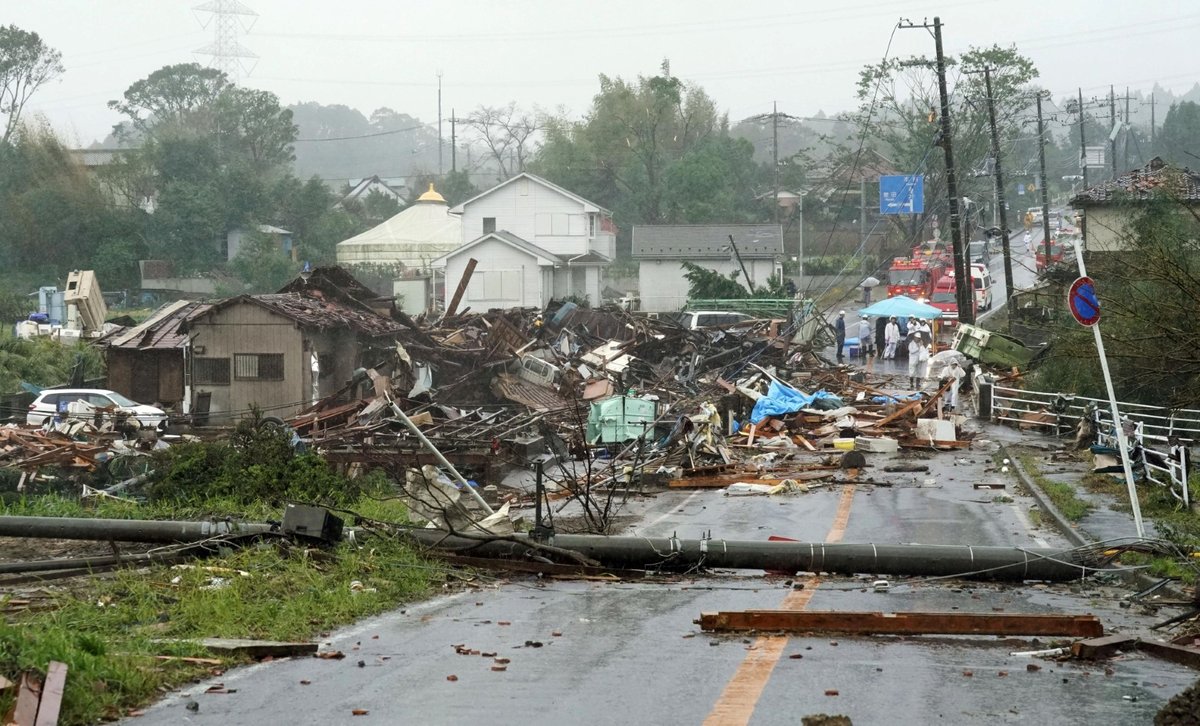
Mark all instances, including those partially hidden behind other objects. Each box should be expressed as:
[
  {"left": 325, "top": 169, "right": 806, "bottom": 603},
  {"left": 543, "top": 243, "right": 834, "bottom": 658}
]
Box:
[{"left": 430, "top": 173, "right": 616, "bottom": 311}]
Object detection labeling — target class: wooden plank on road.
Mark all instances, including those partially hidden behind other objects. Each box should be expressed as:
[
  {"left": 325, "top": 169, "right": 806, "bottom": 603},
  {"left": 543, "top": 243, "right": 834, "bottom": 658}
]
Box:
[
  {"left": 699, "top": 610, "right": 1104, "bottom": 637},
  {"left": 34, "top": 661, "right": 68, "bottom": 726},
  {"left": 1071, "top": 634, "right": 1136, "bottom": 660},
  {"left": 8, "top": 673, "right": 42, "bottom": 726},
  {"left": 1137, "top": 639, "right": 1200, "bottom": 670}
]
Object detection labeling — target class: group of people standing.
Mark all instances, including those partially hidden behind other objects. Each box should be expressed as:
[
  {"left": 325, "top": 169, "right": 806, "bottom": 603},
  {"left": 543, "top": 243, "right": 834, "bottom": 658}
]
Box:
[{"left": 833, "top": 310, "right": 934, "bottom": 390}]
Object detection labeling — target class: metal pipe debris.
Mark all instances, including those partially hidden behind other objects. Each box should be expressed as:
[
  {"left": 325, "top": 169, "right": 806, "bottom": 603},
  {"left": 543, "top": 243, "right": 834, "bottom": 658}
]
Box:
[
  {"left": 0, "top": 516, "right": 273, "bottom": 543},
  {"left": 388, "top": 398, "right": 495, "bottom": 514},
  {"left": 399, "top": 531, "right": 1093, "bottom": 582}
]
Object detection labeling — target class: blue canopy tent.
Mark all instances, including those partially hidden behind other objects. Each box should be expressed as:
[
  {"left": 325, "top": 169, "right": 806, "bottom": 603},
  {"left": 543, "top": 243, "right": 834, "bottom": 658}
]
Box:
[{"left": 858, "top": 295, "right": 943, "bottom": 319}]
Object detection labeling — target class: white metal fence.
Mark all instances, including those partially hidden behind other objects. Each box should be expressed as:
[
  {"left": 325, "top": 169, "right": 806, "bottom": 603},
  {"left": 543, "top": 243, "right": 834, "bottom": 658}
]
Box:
[{"left": 989, "top": 383, "right": 1195, "bottom": 507}]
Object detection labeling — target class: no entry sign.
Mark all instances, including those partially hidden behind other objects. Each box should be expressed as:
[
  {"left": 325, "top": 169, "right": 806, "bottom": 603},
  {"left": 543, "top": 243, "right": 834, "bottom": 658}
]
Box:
[{"left": 1068, "top": 276, "right": 1100, "bottom": 326}]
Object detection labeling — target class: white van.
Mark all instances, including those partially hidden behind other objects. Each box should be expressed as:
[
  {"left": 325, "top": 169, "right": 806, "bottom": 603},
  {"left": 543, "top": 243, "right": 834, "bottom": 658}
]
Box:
[
  {"left": 945, "top": 265, "right": 994, "bottom": 311},
  {"left": 969, "top": 263, "right": 993, "bottom": 310},
  {"left": 669, "top": 311, "right": 755, "bottom": 330}
]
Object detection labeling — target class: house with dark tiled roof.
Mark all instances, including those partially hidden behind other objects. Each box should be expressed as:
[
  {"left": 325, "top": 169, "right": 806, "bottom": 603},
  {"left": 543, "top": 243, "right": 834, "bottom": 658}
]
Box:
[
  {"left": 631, "top": 224, "right": 784, "bottom": 312},
  {"left": 1071, "top": 157, "right": 1200, "bottom": 253},
  {"left": 182, "top": 267, "right": 403, "bottom": 422}
]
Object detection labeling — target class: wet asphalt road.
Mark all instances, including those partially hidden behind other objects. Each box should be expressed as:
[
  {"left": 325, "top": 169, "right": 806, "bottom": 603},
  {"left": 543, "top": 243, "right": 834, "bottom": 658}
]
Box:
[
  {"left": 128, "top": 435, "right": 1196, "bottom": 725},
  {"left": 128, "top": 229, "right": 1194, "bottom": 725}
]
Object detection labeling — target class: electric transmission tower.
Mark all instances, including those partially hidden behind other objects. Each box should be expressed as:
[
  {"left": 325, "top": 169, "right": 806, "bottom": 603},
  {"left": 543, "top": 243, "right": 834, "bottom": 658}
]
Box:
[{"left": 193, "top": 0, "right": 258, "bottom": 80}]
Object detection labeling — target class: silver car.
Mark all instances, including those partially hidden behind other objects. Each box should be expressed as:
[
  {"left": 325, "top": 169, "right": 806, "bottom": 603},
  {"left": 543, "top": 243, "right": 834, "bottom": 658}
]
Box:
[{"left": 26, "top": 388, "right": 167, "bottom": 430}]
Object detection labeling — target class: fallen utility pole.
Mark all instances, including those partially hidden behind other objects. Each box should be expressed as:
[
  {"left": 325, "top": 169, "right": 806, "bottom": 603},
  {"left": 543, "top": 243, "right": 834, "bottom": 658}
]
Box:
[
  {"left": 699, "top": 610, "right": 1104, "bottom": 638},
  {"left": 388, "top": 398, "right": 495, "bottom": 514},
  {"left": 0, "top": 516, "right": 273, "bottom": 543},
  {"left": 0, "top": 516, "right": 1101, "bottom": 582},
  {"left": 399, "top": 530, "right": 1094, "bottom": 582}
]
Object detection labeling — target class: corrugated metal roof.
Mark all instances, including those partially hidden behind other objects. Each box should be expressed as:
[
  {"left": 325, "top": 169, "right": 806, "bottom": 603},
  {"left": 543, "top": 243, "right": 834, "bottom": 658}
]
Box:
[
  {"left": 632, "top": 224, "right": 784, "bottom": 259},
  {"left": 491, "top": 372, "right": 571, "bottom": 412}
]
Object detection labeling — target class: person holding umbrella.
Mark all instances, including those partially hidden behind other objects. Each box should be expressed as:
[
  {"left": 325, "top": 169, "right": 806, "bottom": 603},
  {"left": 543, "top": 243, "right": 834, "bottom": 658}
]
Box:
[{"left": 861, "top": 275, "right": 880, "bottom": 305}]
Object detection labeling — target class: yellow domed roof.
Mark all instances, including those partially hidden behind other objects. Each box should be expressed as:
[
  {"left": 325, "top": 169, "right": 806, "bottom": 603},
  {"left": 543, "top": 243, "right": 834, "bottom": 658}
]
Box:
[{"left": 417, "top": 182, "right": 446, "bottom": 204}]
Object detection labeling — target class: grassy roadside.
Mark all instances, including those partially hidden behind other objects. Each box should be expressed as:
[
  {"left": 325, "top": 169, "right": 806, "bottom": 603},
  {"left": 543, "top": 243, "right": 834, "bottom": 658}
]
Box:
[
  {"left": 0, "top": 497, "right": 436, "bottom": 724},
  {"left": 0, "top": 427, "right": 440, "bottom": 723},
  {"left": 1081, "top": 469, "right": 1200, "bottom": 585},
  {"left": 1016, "top": 453, "right": 1092, "bottom": 521}
]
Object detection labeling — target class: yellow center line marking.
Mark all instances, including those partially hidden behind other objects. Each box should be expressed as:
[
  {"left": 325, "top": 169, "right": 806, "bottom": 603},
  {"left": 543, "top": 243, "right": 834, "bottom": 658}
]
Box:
[{"left": 703, "top": 484, "right": 857, "bottom": 726}]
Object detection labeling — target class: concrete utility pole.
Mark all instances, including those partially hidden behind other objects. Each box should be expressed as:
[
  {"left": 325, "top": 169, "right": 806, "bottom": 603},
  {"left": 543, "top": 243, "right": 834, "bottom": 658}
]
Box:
[
  {"left": 981, "top": 68, "right": 1015, "bottom": 314},
  {"left": 451, "top": 109, "right": 457, "bottom": 173},
  {"left": 859, "top": 180, "right": 867, "bottom": 251},
  {"left": 773, "top": 101, "right": 780, "bottom": 225},
  {"left": 1125, "top": 86, "right": 1131, "bottom": 171},
  {"left": 1150, "top": 93, "right": 1156, "bottom": 152},
  {"left": 1078, "top": 88, "right": 1089, "bottom": 189},
  {"left": 1036, "top": 93, "right": 1053, "bottom": 262},
  {"left": 1109, "top": 85, "right": 1117, "bottom": 179},
  {"left": 437, "top": 71, "right": 444, "bottom": 177},
  {"left": 901, "top": 18, "right": 970, "bottom": 321},
  {"left": 932, "top": 17, "right": 971, "bottom": 323}
]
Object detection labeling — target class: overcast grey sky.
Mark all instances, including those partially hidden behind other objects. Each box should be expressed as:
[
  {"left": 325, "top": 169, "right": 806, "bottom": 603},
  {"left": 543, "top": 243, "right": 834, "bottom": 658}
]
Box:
[{"left": 7, "top": 0, "right": 1199, "bottom": 145}]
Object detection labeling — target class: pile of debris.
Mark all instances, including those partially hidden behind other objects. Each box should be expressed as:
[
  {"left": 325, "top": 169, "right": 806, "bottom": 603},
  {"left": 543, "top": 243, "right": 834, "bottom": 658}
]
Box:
[{"left": 245, "top": 300, "right": 984, "bottom": 520}]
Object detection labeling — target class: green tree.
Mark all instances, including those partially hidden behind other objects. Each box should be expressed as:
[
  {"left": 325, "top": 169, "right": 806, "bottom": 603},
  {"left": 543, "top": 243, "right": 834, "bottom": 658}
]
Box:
[
  {"left": 0, "top": 24, "right": 63, "bottom": 144},
  {"left": 841, "top": 45, "right": 1038, "bottom": 245},
  {"left": 228, "top": 230, "right": 298, "bottom": 293},
  {"left": 0, "top": 123, "right": 139, "bottom": 278},
  {"left": 107, "top": 65, "right": 299, "bottom": 275},
  {"left": 108, "top": 62, "right": 227, "bottom": 137},
  {"left": 663, "top": 136, "right": 759, "bottom": 223},
  {"left": 214, "top": 86, "right": 297, "bottom": 169},
  {"left": 534, "top": 63, "right": 759, "bottom": 254},
  {"left": 361, "top": 188, "right": 401, "bottom": 223},
  {"left": 1157, "top": 101, "right": 1200, "bottom": 167},
  {"left": 1032, "top": 188, "right": 1200, "bottom": 406}
]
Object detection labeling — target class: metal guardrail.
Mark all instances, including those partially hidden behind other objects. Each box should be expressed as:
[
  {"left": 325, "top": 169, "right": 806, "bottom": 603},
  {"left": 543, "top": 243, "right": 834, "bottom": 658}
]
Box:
[{"left": 990, "top": 383, "right": 1194, "bottom": 507}]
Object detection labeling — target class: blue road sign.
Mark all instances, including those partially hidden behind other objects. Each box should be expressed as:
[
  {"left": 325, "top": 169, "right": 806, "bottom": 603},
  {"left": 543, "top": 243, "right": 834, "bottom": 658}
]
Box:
[
  {"left": 1068, "top": 276, "right": 1100, "bottom": 326},
  {"left": 879, "top": 175, "right": 924, "bottom": 215}
]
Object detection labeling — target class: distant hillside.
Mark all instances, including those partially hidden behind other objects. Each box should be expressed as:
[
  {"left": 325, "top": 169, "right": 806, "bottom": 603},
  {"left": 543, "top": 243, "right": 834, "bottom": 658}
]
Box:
[{"left": 288, "top": 102, "right": 446, "bottom": 189}]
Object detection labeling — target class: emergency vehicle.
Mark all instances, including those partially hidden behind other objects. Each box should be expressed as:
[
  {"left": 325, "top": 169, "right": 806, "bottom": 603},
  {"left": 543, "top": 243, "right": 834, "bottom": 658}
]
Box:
[{"left": 887, "top": 256, "right": 946, "bottom": 300}]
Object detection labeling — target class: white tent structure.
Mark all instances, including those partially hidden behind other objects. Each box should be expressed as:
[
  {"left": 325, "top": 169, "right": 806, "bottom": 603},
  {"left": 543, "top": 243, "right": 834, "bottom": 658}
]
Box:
[{"left": 335, "top": 184, "right": 461, "bottom": 270}]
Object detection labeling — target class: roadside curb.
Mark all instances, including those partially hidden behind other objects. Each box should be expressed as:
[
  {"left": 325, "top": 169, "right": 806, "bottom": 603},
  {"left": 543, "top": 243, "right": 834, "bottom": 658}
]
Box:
[
  {"left": 1001, "top": 442, "right": 1090, "bottom": 548},
  {"left": 1001, "top": 442, "right": 1190, "bottom": 599}
]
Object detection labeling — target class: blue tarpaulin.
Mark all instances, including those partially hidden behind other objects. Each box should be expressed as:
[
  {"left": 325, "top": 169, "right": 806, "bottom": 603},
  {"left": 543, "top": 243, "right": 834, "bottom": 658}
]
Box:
[
  {"left": 871, "top": 393, "right": 923, "bottom": 404},
  {"left": 750, "top": 381, "right": 841, "bottom": 424}
]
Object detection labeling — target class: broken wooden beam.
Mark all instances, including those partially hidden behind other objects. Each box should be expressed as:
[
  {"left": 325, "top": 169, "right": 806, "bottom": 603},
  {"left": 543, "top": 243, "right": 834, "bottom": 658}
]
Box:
[
  {"left": 1072, "top": 635, "right": 1200, "bottom": 670},
  {"left": 1071, "top": 634, "right": 1136, "bottom": 660},
  {"left": 1135, "top": 639, "right": 1200, "bottom": 670},
  {"left": 33, "top": 661, "right": 67, "bottom": 726},
  {"left": 698, "top": 610, "right": 1104, "bottom": 637},
  {"left": 7, "top": 673, "right": 42, "bottom": 726},
  {"left": 157, "top": 638, "right": 319, "bottom": 659}
]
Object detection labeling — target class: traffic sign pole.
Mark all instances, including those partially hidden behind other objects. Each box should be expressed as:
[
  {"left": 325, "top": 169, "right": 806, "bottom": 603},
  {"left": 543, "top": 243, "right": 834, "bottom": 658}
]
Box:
[{"left": 1072, "top": 251, "right": 1145, "bottom": 539}]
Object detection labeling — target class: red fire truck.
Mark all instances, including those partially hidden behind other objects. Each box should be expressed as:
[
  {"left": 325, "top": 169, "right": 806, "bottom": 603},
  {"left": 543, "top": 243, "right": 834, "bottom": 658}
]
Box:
[{"left": 887, "top": 256, "right": 946, "bottom": 300}]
